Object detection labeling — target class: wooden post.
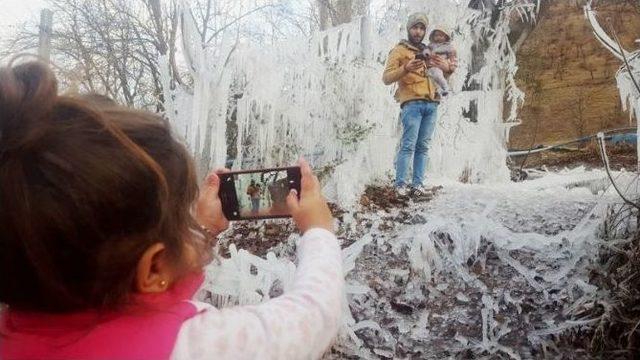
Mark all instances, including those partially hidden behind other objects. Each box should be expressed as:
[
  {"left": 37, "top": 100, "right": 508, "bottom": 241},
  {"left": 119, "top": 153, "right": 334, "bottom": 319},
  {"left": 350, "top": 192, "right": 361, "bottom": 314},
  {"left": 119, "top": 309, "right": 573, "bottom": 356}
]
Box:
[
  {"left": 360, "top": 15, "right": 370, "bottom": 59},
  {"left": 38, "top": 9, "right": 53, "bottom": 62}
]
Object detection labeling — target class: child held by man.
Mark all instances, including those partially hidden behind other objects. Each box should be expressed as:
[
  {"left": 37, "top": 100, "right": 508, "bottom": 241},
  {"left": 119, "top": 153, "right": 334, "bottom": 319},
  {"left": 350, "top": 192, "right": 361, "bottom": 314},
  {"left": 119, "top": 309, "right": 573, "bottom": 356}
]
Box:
[{"left": 419, "top": 27, "right": 457, "bottom": 97}]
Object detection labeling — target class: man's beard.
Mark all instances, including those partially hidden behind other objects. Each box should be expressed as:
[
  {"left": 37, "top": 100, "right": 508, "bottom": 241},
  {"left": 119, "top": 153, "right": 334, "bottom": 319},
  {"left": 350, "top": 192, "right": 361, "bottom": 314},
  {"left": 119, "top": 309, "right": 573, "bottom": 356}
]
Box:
[{"left": 408, "top": 32, "right": 425, "bottom": 45}]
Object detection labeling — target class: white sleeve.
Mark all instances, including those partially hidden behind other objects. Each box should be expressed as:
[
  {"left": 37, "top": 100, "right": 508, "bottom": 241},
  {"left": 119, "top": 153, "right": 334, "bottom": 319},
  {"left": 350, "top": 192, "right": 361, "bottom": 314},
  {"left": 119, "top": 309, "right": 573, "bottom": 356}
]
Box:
[{"left": 171, "top": 228, "right": 343, "bottom": 360}]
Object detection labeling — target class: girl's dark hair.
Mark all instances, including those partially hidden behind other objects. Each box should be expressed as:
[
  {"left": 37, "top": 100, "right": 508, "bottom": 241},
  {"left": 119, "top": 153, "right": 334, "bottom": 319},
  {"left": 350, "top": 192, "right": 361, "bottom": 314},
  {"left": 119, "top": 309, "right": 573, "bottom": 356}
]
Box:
[{"left": 0, "top": 60, "right": 200, "bottom": 312}]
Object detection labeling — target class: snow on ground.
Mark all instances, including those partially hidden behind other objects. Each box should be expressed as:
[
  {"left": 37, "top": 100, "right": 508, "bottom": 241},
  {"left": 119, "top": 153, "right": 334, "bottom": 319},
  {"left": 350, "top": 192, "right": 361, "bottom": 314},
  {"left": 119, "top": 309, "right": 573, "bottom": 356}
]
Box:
[{"left": 201, "top": 167, "right": 636, "bottom": 359}]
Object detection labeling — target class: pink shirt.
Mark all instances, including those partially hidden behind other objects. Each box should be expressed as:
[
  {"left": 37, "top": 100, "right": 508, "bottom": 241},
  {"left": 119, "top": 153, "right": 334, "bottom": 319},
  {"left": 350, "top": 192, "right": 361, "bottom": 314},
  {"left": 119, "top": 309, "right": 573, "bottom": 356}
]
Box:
[{"left": 0, "top": 228, "right": 343, "bottom": 359}]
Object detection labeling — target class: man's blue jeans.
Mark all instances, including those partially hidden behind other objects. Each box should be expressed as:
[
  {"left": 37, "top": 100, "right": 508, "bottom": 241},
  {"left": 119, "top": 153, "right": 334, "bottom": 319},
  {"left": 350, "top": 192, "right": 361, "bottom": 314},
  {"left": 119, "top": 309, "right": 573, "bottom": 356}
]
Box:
[
  {"left": 395, "top": 100, "right": 438, "bottom": 187},
  {"left": 251, "top": 198, "right": 260, "bottom": 213}
]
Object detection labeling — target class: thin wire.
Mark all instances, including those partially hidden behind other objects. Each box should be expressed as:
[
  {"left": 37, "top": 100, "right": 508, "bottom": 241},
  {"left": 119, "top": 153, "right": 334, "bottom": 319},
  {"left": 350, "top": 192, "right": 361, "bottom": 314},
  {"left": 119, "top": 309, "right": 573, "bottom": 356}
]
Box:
[{"left": 509, "top": 127, "right": 636, "bottom": 156}]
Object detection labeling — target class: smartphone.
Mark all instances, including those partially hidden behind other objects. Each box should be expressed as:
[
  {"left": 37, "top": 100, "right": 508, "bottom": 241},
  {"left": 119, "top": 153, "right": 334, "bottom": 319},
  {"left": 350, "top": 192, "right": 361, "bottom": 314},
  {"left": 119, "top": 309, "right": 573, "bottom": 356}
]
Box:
[{"left": 218, "top": 166, "right": 301, "bottom": 221}]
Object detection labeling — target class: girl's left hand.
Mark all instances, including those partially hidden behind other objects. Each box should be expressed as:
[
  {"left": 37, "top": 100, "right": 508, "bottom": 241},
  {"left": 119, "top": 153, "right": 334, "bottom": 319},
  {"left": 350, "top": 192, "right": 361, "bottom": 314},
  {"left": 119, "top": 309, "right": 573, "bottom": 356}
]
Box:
[{"left": 195, "top": 171, "right": 230, "bottom": 237}]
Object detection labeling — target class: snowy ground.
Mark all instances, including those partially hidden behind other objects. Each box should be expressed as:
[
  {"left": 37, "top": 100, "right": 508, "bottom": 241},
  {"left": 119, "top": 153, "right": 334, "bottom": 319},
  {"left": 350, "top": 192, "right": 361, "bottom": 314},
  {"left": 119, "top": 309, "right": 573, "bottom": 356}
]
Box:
[{"left": 203, "top": 167, "right": 637, "bottom": 359}]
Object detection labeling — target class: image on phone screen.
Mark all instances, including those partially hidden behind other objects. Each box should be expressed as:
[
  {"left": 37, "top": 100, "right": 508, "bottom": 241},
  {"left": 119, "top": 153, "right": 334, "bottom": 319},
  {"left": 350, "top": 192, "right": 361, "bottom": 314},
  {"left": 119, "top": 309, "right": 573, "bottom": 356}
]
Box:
[{"left": 219, "top": 166, "right": 301, "bottom": 220}]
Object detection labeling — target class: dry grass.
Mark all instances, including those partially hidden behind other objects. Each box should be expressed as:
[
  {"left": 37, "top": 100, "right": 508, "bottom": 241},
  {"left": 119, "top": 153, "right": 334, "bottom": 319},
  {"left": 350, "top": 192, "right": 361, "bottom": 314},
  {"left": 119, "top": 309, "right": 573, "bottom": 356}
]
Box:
[{"left": 581, "top": 200, "right": 640, "bottom": 357}]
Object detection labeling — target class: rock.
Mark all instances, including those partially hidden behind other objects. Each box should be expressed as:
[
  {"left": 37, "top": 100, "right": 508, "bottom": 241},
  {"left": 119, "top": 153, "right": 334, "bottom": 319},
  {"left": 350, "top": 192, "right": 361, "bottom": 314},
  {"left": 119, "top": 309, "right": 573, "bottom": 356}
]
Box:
[
  {"left": 388, "top": 268, "right": 410, "bottom": 286},
  {"left": 456, "top": 292, "right": 471, "bottom": 303},
  {"left": 390, "top": 299, "right": 414, "bottom": 315},
  {"left": 264, "top": 223, "right": 281, "bottom": 236},
  {"left": 471, "top": 261, "right": 484, "bottom": 275},
  {"left": 511, "top": 168, "right": 528, "bottom": 182},
  {"left": 360, "top": 195, "right": 371, "bottom": 207},
  {"left": 410, "top": 214, "right": 427, "bottom": 224},
  {"left": 372, "top": 348, "right": 395, "bottom": 359},
  {"left": 412, "top": 194, "right": 433, "bottom": 203}
]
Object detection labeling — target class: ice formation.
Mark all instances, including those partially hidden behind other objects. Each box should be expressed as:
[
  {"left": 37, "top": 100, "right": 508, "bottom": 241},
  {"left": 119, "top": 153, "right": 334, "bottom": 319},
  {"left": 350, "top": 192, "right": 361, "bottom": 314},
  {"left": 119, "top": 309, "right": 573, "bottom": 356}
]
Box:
[
  {"left": 333, "top": 169, "right": 634, "bottom": 358},
  {"left": 161, "top": 0, "right": 540, "bottom": 206}
]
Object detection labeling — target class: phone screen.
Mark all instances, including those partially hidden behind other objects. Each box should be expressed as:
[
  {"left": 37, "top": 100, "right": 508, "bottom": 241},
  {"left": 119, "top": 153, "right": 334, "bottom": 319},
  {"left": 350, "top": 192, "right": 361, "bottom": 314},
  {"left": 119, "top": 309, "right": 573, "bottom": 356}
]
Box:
[{"left": 218, "top": 166, "right": 301, "bottom": 220}]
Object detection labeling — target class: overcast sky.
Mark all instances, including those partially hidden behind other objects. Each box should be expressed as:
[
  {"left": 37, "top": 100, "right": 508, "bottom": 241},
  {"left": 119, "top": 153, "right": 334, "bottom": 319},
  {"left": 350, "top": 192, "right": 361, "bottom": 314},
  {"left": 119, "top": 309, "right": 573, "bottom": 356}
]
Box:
[{"left": 0, "top": 0, "right": 46, "bottom": 42}]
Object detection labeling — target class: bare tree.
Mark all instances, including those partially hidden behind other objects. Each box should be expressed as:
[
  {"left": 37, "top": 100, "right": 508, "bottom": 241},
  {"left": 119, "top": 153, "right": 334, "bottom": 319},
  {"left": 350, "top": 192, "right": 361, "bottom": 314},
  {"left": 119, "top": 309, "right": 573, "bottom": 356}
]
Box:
[
  {"left": 2, "top": 0, "right": 310, "bottom": 109},
  {"left": 314, "top": 0, "right": 369, "bottom": 30},
  {"left": 565, "top": 88, "right": 595, "bottom": 138},
  {"left": 3, "top": 0, "right": 181, "bottom": 109}
]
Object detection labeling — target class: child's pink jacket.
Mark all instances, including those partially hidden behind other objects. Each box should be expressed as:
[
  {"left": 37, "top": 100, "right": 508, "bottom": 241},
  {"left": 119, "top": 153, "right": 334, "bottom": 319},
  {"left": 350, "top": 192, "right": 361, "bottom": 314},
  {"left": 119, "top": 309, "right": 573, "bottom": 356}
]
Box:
[{"left": 0, "top": 228, "right": 343, "bottom": 359}]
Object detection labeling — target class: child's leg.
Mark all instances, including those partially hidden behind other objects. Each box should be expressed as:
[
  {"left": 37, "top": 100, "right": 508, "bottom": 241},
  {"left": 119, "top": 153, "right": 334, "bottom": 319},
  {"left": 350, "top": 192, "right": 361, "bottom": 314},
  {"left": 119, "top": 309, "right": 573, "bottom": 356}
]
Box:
[{"left": 427, "top": 67, "right": 450, "bottom": 93}]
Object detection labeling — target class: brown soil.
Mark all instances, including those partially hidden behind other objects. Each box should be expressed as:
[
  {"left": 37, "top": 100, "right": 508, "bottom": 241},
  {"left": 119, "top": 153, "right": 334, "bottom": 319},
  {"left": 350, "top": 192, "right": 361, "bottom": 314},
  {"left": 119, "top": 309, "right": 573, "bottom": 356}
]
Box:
[{"left": 509, "top": 0, "right": 640, "bottom": 148}]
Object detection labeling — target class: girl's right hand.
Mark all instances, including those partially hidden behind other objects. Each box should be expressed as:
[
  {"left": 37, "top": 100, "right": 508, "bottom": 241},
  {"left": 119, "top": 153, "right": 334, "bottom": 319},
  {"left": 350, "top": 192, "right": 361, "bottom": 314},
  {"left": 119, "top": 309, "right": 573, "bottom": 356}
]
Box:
[{"left": 286, "top": 159, "right": 334, "bottom": 233}]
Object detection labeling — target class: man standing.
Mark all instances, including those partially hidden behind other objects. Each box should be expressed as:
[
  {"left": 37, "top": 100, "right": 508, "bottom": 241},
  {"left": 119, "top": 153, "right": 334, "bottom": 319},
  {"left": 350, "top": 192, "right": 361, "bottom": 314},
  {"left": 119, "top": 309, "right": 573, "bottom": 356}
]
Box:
[
  {"left": 382, "top": 12, "right": 456, "bottom": 196},
  {"left": 246, "top": 180, "right": 262, "bottom": 214}
]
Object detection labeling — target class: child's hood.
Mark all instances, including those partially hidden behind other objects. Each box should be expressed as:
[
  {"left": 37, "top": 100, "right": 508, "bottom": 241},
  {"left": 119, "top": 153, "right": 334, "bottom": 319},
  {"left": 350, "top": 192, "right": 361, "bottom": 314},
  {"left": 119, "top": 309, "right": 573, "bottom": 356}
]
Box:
[{"left": 429, "top": 25, "right": 452, "bottom": 42}]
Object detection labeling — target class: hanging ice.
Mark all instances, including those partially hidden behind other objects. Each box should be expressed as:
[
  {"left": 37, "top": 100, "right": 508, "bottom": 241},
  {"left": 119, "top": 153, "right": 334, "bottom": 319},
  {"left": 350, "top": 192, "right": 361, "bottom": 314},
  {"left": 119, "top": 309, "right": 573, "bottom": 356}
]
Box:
[{"left": 160, "top": 0, "right": 539, "bottom": 208}]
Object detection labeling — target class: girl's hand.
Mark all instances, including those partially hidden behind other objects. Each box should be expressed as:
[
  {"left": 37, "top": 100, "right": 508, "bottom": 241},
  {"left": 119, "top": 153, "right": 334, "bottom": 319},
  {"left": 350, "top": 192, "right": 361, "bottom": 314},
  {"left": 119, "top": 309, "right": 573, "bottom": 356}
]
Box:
[
  {"left": 195, "top": 171, "right": 230, "bottom": 237},
  {"left": 286, "top": 159, "right": 334, "bottom": 233}
]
